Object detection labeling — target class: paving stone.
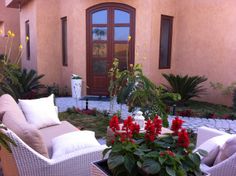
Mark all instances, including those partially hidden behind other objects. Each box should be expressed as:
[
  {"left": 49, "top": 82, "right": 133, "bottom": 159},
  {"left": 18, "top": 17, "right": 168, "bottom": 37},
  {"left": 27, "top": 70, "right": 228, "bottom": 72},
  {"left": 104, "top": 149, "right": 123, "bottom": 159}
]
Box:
[{"left": 56, "top": 97, "right": 236, "bottom": 134}]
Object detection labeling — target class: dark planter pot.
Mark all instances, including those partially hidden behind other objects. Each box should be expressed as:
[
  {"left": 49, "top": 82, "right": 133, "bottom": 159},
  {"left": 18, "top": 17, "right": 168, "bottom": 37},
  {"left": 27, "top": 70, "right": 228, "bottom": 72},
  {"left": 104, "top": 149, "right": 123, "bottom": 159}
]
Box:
[
  {"left": 91, "top": 159, "right": 210, "bottom": 176},
  {"left": 92, "top": 159, "right": 112, "bottom": 176}
]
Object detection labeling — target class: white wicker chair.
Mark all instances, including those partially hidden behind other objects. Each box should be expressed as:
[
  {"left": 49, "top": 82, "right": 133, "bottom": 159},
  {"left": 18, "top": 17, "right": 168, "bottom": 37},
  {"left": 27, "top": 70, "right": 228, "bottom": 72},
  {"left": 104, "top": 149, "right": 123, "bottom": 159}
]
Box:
[
  {"left": 2, "top": 128, "right": 107, "bottom": 176},
  {"left": 196, "top": 126, "right": 236, "bottom": 176}
]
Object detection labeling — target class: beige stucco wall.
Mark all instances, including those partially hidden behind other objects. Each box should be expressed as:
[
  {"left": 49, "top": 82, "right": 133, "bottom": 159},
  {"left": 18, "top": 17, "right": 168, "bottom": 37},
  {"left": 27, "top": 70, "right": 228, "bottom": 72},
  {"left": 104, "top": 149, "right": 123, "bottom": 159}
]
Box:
[
  {"left": 19, "top": 0, "right": 236, "bottom": 106},
  {"left": 174, "top": 0, "right": 236, "bottom": 105},
  {"left": 0, "top": 0, "right": 20, "bottom": 62},
  {"left": 54, "top": 0, "right": 177, "bottom": 95}
]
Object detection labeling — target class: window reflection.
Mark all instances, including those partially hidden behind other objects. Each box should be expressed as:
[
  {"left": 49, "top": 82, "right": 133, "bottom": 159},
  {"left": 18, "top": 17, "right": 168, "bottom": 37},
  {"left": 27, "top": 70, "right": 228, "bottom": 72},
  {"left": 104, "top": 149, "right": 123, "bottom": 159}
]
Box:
[
  {"left": 114, "top": 27, "right": 130, "bottom": 41},
  {"left": 93, "top": 60, "right": 107, "bottom": 74},
  {"left": 115, "top": 44, "right": 128, "bottom": 58},
  {"left": 93, "top": 43, "right": 107, "bottom": 57},
  {"left": 92, "top": 27, "right": 107, "bottom": 40},
  {"left": 92, "top": 10, "right": 107, "bottom": 24},
  {"left": 114, "top": 10, "right": 130, "bottom": 24}
]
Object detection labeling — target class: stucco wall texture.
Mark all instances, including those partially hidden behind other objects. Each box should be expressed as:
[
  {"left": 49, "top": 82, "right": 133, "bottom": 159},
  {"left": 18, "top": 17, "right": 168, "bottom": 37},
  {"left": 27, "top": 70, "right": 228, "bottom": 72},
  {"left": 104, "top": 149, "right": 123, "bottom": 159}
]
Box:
[
  {"left": 18, "top": 0, "right": 236, "bottom": 106},
  {"left": 0, "top": 0, "right": 20, "bottom": 62}
]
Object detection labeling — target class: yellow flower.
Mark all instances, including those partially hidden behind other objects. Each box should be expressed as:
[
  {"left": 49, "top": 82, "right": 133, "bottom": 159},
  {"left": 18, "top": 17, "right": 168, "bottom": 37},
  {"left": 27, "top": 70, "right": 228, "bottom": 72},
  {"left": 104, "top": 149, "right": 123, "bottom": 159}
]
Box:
[
  {"left": 11, "top": 32, "right": 15, "bottom": 37},
  {"left": 0, "top": 29, "right": 3, "bottom": 35},
  {"left": 128, "top": 35, "right": 131, "bottom": 41},
  {"left": 7, "top": 30, "right": 12, "bottom": 37},
  {"left": 19, "top": 44, "right": 23, "bottom": 50},
  {"left": 26, "top": 36, "right": 29, "bottom": 41}
]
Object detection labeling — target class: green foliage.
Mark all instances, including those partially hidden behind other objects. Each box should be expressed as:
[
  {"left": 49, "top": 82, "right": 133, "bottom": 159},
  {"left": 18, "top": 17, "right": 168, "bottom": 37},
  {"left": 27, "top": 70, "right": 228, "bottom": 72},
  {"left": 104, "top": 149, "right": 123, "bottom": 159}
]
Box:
[
  {"left": 0, "top": 125, "right": 16, "bottom": 153},
  {"left": 105, "top": 132, "right": 203, "bottom": 176},
  {"left": 233, "top": 89, "right": 236, "bottom": 112},
  {"left": 210, "top": 81, "right": 236, "bottom": 96},
  {"left": 108, "top": 59, "right": 180, "bottom": 127},
  {"left": 162, "top": 73, "right": 207, "bottom": 104},
  {"left": 0, "top": 65, "right": 45, "bottom": 100}
]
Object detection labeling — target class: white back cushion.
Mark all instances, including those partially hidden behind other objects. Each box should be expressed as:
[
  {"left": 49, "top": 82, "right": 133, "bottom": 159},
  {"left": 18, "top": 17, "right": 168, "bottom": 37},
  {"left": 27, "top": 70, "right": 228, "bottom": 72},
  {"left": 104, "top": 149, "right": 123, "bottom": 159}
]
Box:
[{"left": 19, "top": 94, "right": 61, "bottom": 129}]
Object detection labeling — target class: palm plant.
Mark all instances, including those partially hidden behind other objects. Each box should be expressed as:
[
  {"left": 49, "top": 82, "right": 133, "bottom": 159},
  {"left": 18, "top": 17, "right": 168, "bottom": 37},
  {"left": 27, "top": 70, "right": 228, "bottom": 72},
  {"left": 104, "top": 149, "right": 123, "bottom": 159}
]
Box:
[
  {"left": 162, "top": 73, "right": 207, "bottom": 104},
  {"left": 0, "top": 67, "right": 45, "bottom": 100}
]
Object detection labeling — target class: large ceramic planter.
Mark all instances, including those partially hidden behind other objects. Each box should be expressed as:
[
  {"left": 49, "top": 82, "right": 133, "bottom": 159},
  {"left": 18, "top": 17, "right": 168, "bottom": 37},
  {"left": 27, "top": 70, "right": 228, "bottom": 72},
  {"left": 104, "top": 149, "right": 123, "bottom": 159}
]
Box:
[{"left": 71, "top": 75, "right": 82, "bottom": 98}]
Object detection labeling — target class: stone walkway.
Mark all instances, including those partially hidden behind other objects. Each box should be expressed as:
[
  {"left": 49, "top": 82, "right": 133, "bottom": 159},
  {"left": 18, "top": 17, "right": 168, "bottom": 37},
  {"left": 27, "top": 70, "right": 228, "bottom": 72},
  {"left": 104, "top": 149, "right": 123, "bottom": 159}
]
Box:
[{"left": 56, "top": 97, "right": 236, "bottom": 134}]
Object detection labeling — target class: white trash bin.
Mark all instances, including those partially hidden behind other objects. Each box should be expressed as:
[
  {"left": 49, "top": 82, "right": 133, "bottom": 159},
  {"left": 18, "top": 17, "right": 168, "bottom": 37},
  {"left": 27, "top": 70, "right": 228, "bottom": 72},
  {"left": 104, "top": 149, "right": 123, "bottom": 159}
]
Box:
[{"left": 71, "top": 74, "right": 82, "bottom": 98}]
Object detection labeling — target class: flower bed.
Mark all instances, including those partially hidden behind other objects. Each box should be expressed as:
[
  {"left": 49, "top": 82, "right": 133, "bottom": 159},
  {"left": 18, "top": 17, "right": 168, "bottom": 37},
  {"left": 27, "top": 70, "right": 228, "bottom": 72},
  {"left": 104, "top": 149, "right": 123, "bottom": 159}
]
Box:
[{"left": 103, "top": 115, "right": 205, "bottom": 176}]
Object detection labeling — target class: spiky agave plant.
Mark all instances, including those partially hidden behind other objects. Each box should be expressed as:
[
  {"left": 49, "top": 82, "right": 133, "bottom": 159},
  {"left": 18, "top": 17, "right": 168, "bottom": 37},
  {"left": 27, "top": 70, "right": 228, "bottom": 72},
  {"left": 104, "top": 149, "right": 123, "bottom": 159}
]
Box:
[{"left": 162, "top": 73, "right": 207, "bottom": 104}]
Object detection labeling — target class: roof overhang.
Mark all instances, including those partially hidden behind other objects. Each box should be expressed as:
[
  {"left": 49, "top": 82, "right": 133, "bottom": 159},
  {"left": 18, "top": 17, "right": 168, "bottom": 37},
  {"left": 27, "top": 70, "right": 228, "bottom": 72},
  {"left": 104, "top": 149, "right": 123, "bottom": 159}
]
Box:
[{"left": 5, "top": 0, "right": 30, "bottom": 9}]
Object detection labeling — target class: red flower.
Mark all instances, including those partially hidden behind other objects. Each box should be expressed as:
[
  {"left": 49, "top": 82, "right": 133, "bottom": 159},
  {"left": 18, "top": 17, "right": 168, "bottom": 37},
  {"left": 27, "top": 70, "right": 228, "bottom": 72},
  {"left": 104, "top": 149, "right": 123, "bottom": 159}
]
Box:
[
  {"left": 122, "top": 116, "right": 133, "bottom": 131},
  {"left": 171, "top": 116, "right": 184, "bottom": 135},
  {"left": 109, "top": 115, "right": 120, "bottom": 132},
  {"left": 131, "top": 123, "right": 140, "bottom": 135},
  {"left": 160, "top": 150, "right": 175, "bottom": 157},
  {"left": 166, "top": 150, "right": 175, "bottom": 157},
  {"left": 178, "top": 128, "right": 190, "bottom": 148},
  {"left": 145, "top": 119, "right": 156, "bottom": 142},
  {"left": 153, "top": 116, "right": 162, "bottom": 135}
]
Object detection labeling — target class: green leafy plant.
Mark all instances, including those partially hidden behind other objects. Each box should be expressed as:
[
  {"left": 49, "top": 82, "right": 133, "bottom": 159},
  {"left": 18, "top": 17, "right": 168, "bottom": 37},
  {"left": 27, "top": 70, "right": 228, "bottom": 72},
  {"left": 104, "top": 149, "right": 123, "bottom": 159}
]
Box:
[
  {"left": 108, "top": 59, "right": 180, "bottom": 127},
  {"left": 233, "top": 89, "right": 236, "bottom": 112},
  {"left": 0, "top": 125, "right": 16, "bottom": 152},
  {"left": 162, "top": 74, "right": 207, "bottom": 104},
  {"left": 0, "top": 68, "right": 45, "bottom": 100},
  {"left": 104, "top": 115, "right": 206, "bottom": 176}
]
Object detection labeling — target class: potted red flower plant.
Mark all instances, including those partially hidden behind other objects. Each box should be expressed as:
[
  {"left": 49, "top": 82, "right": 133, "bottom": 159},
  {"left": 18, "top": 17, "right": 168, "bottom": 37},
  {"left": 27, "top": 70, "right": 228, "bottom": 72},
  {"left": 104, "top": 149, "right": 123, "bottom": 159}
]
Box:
[{"left": 103, "top": 115, "right": 205, "bottom": 176}]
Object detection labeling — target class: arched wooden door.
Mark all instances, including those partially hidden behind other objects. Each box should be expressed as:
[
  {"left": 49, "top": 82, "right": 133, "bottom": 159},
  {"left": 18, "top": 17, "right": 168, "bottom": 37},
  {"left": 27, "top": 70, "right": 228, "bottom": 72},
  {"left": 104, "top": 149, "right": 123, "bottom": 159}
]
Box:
[{"left": 86, "top": 3, "right": 135, "bottom": 95}]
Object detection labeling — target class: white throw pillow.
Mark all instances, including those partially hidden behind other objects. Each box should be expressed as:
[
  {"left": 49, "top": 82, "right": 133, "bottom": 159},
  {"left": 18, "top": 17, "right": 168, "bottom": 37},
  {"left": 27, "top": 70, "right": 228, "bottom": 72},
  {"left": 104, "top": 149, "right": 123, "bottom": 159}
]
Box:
[
  {"left": 195, "top": 134, "right": 232, "bottom": 166},
  {"left": 52, "top": 131, "right": 101, "bottom": 159},
  {"left": 19, "top": 94, "right": 61, "bottom": 129},
  {"left": 214, "top": 135, "right": 236, "bottom": 165}
]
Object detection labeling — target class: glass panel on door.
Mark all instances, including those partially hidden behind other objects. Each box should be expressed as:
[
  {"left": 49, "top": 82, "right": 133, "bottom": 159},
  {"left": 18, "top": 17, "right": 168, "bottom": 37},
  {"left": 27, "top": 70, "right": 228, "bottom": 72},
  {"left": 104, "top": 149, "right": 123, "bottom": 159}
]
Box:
[
  {"left": 92, "top": 43, "right": 107, "bottom": 57},
  {"left": 92, "top": 10, "right": 108, "bottom": 24},
  {"left": 92, "top": 27, "right": 107, "bottom": 40},
  {"left": 114, "top": 10, "right": 130, "bottom": 24},
  {"left": 114, "top": 27, "right": 130, "bottom": 41},
  {"left": 114, "top": 43, "right": 128, "bottom": 58},
  {"left": 93, "top": 60, "right": 107, "bottom": 75}
]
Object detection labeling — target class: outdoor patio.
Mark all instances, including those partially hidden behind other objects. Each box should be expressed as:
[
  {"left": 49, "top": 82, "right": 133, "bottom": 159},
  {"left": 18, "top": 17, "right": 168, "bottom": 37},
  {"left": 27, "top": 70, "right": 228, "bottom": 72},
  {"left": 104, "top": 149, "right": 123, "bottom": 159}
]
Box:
[{"left": 56, "top": 97, "right": 236, "bottom": 134}]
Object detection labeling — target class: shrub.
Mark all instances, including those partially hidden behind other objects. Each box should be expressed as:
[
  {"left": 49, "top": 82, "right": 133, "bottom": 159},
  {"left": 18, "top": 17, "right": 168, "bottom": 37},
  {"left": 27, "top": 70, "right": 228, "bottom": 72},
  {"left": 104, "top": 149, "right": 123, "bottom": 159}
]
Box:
[
  {"left": 162, "top": 73, "right": 207, "bottom": 104},
  {"left": 108, "top": 59, "right": 180, "bottom": 127},
  {"left": 0, "top": 67, "right": 45, "bottom": 100},
  {"left": 233, "top": 89, "right": 236, "bottom": 112}
]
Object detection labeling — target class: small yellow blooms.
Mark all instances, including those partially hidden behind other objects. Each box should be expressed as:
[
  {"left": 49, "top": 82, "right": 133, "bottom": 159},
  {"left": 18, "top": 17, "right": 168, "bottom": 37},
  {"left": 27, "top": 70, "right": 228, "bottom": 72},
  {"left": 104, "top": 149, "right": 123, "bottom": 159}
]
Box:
[
  {"left": 128, "top": 35, "right": 131, "bottom": 41},
  {"left": 7, "top": 30, "right": 12, "bottom": 36},
  {"left": 6, "top": 30, "right": 15, "bottom": 37},
  {"left": 26, "top": 36, "right": 29, "bottom": 41},
  {"left": 19, "top": 44, "right": 23, "bottom": 50},
  {"left": 0, "top": 29, "right": 3, "bottom": 35}
]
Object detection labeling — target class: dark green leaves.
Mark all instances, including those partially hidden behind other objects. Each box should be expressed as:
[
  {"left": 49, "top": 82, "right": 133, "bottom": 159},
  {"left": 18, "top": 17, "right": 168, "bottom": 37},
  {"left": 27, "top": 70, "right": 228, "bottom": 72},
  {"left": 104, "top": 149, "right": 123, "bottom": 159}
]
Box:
[
  {"left": 108, "top": 154, "right": 124, "bottom": 170},
  {"left": 142, "top": 159, "right": 161, "bottom": 174}
]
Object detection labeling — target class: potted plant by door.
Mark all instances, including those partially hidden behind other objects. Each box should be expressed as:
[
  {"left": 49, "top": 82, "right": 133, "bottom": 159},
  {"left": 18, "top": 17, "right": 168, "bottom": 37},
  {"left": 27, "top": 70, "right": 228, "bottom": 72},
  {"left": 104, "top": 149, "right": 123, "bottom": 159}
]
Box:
[{"left": 71, "top": 74, "right": 82, "bottom": 98}]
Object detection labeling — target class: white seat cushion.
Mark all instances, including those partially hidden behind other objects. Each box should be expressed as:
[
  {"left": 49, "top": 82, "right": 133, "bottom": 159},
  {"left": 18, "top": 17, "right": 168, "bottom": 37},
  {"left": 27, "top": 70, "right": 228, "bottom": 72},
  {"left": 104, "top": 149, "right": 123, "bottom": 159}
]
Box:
[
  {"left": 19, "top": 94, "right": 61, "bottom": 129},
  {"left": 52, "top": 131, "right": 101, "bottom": 159}
]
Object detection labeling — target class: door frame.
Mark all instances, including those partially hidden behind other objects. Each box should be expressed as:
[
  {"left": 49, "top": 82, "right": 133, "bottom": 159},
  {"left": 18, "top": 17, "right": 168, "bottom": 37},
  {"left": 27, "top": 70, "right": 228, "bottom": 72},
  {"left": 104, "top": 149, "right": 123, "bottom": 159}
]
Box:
[{"left": 86, "top": 2, "right": 136, "bottom": 95}]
